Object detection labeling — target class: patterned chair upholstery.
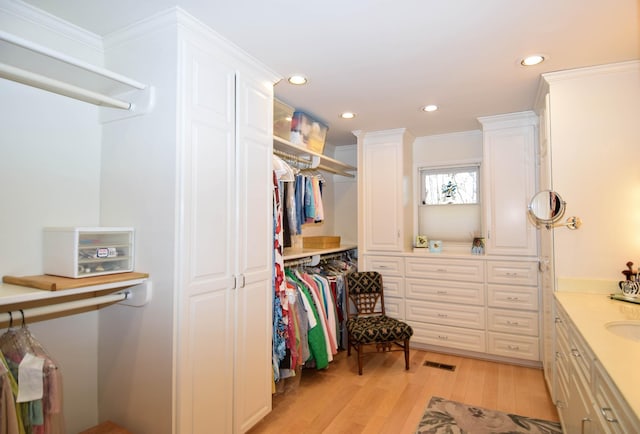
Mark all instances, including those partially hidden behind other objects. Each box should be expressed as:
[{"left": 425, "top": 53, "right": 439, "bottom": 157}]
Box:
[{"left": 345, "top": 271, "right": 413, "bottom": 375}]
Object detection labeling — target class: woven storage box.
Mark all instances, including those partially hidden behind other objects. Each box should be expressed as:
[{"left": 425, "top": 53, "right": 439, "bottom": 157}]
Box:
[{"left": 303, "top": 236, "right": 341, "bottom": 249}]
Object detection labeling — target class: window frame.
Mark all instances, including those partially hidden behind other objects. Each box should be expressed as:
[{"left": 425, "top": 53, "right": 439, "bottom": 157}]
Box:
[{"left": 419, "top": 164, "right": 481, "bottom": 206}]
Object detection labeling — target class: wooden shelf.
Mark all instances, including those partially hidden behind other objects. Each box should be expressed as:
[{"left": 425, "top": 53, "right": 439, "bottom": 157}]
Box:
[
  {"left": 273, "top": 136, "right": 356, "bottom": 177},
  {"left": 283, "top": 244, "right": 357, "bottom": 261},
  {"left": 0, "top": 272, "right": 148, "bottom": 305}
]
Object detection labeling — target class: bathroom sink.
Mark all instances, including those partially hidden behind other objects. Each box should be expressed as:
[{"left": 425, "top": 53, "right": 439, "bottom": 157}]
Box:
[{"left": 605, "top": 321, "right": 640, "bottom": 342}]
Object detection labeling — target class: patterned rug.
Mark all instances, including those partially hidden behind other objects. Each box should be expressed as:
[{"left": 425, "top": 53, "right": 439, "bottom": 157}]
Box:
[{"left": 416, "top": 396, "right": 562, "bottom": 434}]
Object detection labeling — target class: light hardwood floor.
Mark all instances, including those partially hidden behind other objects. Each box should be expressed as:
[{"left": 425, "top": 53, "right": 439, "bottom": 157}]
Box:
[{"left": 249, "top": 349, "right": 559, "bottom": 434}]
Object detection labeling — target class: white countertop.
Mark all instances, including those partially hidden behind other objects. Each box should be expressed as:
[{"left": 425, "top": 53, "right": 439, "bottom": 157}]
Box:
[{"left": 555, "top": 291, "right": 640, "bottom": 419}]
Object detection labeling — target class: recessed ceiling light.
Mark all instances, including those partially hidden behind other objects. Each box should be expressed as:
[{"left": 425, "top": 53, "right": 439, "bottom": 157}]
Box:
[
  {"left": 521, "top": 55, "right": 545, "bottom": 66},
  {"left": 340, "top": 112, "right": 356, "bottom": 119},
  {"left": 421, "top": 104, "right": 438, "bottom": 112},
  {"left": 287, "top": 75, "right": 308, "bottom": 85}
]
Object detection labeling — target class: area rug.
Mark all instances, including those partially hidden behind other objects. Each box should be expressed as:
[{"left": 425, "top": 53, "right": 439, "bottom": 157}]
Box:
[{"left": 415, "top": 396, "right": 562, "bottom": 434}]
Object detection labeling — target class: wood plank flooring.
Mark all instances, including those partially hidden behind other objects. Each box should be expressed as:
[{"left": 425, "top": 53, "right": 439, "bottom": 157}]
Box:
[{"left": 249, "top": 349, "right": 559, "bottom": 434}]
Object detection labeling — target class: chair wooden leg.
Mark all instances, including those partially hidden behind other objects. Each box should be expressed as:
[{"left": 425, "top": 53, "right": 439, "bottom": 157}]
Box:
[
  {"left": 358, "top": 345, "right": 364, "bottom": 375},
  {"left": 404, "top": 339, "right": 410, "bottom": 370}
]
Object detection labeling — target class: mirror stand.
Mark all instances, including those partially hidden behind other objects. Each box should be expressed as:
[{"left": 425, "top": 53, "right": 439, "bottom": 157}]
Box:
[{"left": 528, "top": 190, "right": 582, "bottom": 231}]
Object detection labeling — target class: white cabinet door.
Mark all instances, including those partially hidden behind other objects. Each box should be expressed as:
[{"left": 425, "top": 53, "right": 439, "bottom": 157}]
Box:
[
  {"left": 176, "top": 31, "right": 274, "bottom": 434},
  {"left": 177, "top": 38, "right": 237, "bottom": 434},
  {"left": 479, "top": 112, "right": 538, "bottom": 256},
  {"left": 359, "top": 129, "right": 413, "bottom": 253},
  {"left": 234, "top": 71, "right": 274, "bottom": 433},
  {"left": 363, "top": 141, "right": 404, "bottom": 251}
]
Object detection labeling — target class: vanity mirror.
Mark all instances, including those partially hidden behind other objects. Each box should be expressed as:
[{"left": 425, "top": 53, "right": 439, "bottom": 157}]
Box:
[{"left": 528, "top": 190, "right": 581, "bottom": 230}]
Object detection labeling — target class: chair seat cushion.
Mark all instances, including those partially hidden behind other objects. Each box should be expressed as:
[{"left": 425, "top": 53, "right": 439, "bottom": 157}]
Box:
[{"left": 347, "top": 315, "right": 413, "bottom": 344}]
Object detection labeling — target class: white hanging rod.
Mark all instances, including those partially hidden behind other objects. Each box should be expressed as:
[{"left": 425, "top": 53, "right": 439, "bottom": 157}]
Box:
[
  {"left": 0, "top": 30, "right": 146, "bottom": 90},
  {"left": 273, "top": 149, "right": 354, "bottom": 178},
  {"left": 0, "top": 291, "right": 129, "bottom": 325},
  {"left": 0, "top": 62, "right": 132, "bottom": 109}
]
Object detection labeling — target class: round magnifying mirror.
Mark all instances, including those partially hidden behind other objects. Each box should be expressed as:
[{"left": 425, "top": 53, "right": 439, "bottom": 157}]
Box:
[{"left": 528, "top": 190, "right": 566, "bottom": 225}]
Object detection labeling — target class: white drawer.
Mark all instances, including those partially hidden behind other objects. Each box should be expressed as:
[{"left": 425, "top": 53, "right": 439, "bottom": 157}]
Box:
[
  {"left": 405, "top": 299, "right": 485, "bottom": 330},
  {"left": 486, "top": 260, "right": 538, "bottom": 286},
  {"left": 593, "top": 360, "right": 640, "bottom": 434},
  {"left": 487, "top": 332, "right": 540, "bottom": 361},
  {"left": 569, "top": 325, "right": 594, "bottom": 387},
  {"left": 381, "top": 275, "right": 404, "bottom": 298},
  {"left": 487, "top": 308, "right": 539, "bottom": 336},
  {"left": 363, "top": 255, "right": 404, "bottom": 276},
  {"left": 487, "top": 284, "right": 539, "bottom": 310},
  {"left": 405, "top": 257, "right": 484, "bottom": 282},
  {"left": 383, "top": 296, "right": 405, "bottom": 320},
  {"left": 405, "top": 278, "right": 484, "bottom": 306},
  {"left": 409, "top": 321, "right": 486, "bottom": 353}
]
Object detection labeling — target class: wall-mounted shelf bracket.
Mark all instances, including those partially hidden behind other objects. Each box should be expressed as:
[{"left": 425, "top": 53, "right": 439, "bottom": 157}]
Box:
[{"left": 119, "top": 280, "right": 153, "bottom": 307}]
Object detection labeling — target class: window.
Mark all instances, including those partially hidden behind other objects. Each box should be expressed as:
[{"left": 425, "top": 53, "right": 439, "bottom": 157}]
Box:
[
  {"left": 420, "top": 165, "right": 479, "bottom": 205},
  {"left": 418, "top": 165, "right": 481, "bottom": 242}
]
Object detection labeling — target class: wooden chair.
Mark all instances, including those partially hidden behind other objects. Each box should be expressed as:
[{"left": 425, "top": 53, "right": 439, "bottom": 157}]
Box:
[{"left": 345, "top": 271, "right": 413, "bottom": 375}]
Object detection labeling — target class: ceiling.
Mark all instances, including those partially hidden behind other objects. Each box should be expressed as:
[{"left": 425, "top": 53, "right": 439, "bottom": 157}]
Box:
[{"left": 22, "top": 0, "right": 640, "bottom": 146}]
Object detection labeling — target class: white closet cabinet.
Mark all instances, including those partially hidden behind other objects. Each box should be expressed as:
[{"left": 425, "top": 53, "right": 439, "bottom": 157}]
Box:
[
  {"left": 358, "top": 128, "right": 414, "bottom": 253},
  {"left": 176, "top": 23, "right": 277, "bottom": 434},
  {"left": 478, "top": 112, "right": 538, "bottom": 256}
]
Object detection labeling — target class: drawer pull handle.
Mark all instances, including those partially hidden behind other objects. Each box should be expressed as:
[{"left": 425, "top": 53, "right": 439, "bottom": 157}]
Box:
[
  {"left": 507, "top": 345, "right": 520, "bottom": 350},
  {"left": 600, "top": 407, "right": 618, "bottom": 423},
  {"left": 505, "top": 272, "right": 519, "bottom": 277},
  {"left": 436, "top": 290, "right": 448, "bottom": 295},
  {"left": 437, "top": 335, "right": 448, "bottom": 340},
  {"left": 506, "top": 296, "right": 520, "bottom": 301},
  {"left": 378, "top": 265, "right": 389, "bottom": 269},
  {"left": 437, "top": 313, "right": 448, "bottom": 318},
  {"left": 436, "top": 268, "right": 447, "bottom": 272},
  {"left": 571, "top": 348, "right": 581, "bottom": 358},
  {"left": 506, "top": 320, "right": 520, "bottom": 326}
]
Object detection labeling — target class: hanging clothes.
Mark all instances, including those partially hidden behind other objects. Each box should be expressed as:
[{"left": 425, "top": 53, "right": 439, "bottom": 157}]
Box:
[
  {"left": 272, "top": 172, "right": 288, "bottom": 383},
  {"left": 271, "top": 252, "right": 357, "bottom": 385},
  {"left": 0, "top": 322, "right": 65, "bottom": 434},
  {"left": 0, "top": 351, "right": 20, "bottom": 434}
]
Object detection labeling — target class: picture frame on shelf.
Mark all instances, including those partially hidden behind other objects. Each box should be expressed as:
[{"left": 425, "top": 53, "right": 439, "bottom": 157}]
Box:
[
  {"left": 471, "top": 237, "right": 485, "bottom": 255},
  {"left": 415, "top": 235, "right": 428, "bottom": 248}
]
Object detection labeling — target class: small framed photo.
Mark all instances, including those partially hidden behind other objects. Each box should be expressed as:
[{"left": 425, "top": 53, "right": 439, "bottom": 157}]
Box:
[
  {"left": 415, "top": 235, "right": 428, "bottom": 248},
  {"left": 471, "top": 237, "right": 485, "bottom": 255}
]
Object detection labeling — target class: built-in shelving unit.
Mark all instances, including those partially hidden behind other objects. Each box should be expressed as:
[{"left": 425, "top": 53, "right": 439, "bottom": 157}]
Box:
[
  {"left": 273, "top": 136, "right": 356, "bottom": 178},
  {"left": 0, "top": 30, "right": 154, "bottom": 118},
  {"left": 0, "top": 272, "right": 150, "bottom": 325},
  {"left": 283, "top": 244, "right": 357, "bottom": 262}
]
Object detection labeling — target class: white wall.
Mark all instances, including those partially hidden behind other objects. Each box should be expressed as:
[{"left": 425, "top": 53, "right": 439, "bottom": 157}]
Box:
[
  {"left": 96, "top": 16, "right": 179, "bottom": 434},
  {"left": 333, "top": 144, "right": 358, "bottom": 244},
  {"left": 547, "top": 61, "right": 640, "bottom": 285},
  {"left": 413, "top": 130, "right": 483, "bottom": 244},
  {"left": 0, "top": 77, "right": 102, "bottom": 432},
  {"left": 299, "top": 143, "right": 359, "bottom": 245}
]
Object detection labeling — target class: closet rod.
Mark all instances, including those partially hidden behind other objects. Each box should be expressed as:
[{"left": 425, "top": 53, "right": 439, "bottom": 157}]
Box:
[
  {"left": 0, "top": 30, "right": 146, "bottom": 90},
  {"left": 314, "top": 164, "right": 355, "bottom": 178},
  {"left": 0, "top": 62, "right": 132, "bottom": 109},
  {"left": 0, "top": 291, "right": 129, "bottom": 324},
  {"left": 273, "top": 149, "right": 354, "bottom": 178},
  {"left": 273, "top": 149, "right": 313, "bottom": 166},
  {"left": 284, "top": 257, "right": 315, "bottom": 267}
]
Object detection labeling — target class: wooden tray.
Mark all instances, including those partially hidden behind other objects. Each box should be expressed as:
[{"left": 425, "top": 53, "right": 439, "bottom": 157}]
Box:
[{"left": 2, "top": 271, "right": 149, "bottom": 291}]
